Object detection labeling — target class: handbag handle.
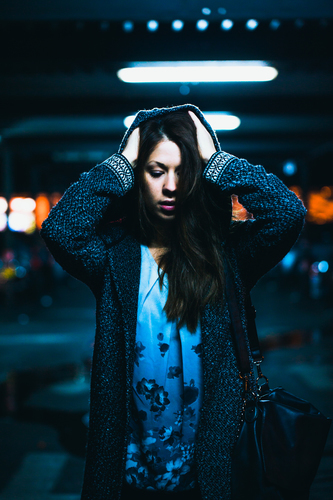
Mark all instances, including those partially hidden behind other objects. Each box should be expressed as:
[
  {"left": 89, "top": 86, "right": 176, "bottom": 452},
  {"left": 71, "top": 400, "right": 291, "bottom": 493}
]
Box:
[{"left": 224, "top": 260, "right": 264, "bottom": 379}]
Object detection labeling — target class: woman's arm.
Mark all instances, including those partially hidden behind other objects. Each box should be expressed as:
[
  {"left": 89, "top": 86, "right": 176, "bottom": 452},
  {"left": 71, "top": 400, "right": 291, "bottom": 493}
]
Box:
[
  {"left": 204, "top": 152, "right": 306, "bottom": 289},
  {"left": 189, "top": 110, "right": 307, "bottom": 289},
  {"left": 40, "top": 154, "right": 135, "bottom": 290}
]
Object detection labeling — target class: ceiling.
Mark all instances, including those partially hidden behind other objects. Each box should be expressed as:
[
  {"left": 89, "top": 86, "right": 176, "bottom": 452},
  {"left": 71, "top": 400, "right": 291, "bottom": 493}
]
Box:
[
  {"left": 1, "top": 0, "right": 333, "bottom": 21},
  {"left": 0, "top": 1, "right": 333, "bottom": 193}
]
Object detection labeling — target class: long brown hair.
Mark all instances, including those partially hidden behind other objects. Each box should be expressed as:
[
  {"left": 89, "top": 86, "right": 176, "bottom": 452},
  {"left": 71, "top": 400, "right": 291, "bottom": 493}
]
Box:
[{"left": 126, "top": 110, "right": 230, "bottom": 333}]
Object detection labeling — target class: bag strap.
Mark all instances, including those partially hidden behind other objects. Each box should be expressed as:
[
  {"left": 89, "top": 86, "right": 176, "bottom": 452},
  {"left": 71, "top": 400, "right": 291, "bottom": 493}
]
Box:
[{"left": 224, "top": 260, "right": 263, "bottom": 377}]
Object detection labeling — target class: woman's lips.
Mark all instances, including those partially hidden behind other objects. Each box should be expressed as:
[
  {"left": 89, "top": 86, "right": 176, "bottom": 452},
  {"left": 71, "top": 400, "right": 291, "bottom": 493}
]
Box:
[{"left": 159, "top": 201, "right": 175, "bottom": 212}]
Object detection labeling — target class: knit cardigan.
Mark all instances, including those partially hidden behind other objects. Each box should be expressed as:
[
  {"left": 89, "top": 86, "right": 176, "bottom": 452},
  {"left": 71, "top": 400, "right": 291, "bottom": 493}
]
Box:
[{"left": 40, "top": 105, "right": 306, "bottom": 500}]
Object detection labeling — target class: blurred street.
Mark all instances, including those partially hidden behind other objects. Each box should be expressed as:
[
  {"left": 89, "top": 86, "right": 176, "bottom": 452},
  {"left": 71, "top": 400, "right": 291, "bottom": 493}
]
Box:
[{"left": 0, "top": 268, "right": 332, "bottom": 500}]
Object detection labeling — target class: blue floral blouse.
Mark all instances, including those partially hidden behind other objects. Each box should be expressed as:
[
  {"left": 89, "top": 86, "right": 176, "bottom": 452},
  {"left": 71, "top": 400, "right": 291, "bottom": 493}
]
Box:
[{"left": 124, "top": 245, "right": 204, "bottom": 492}]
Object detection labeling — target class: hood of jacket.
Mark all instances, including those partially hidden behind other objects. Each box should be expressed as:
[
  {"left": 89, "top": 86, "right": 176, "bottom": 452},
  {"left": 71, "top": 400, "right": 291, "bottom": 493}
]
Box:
[
  {"left": 118, "top": 103, "right": 221, "bottom": 153},
  {"left": 117, "top": 103, "right": 231, "bottom": 234}
]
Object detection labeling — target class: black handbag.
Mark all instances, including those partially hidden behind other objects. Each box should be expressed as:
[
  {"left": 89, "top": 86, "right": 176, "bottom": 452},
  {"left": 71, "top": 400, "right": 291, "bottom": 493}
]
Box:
[{"left": 225, "top": 264, "right": 332, "bottom": 500}]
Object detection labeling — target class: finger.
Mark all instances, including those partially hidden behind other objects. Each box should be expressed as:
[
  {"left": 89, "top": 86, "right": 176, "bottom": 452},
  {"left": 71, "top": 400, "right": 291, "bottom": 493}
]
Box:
[{"left": 188, "top": 110, "right": 202, "bottom": 128}]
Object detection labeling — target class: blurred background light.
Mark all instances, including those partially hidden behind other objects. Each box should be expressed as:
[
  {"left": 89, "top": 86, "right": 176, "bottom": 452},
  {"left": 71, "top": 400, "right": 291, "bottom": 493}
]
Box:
[
  {"left": 202, "top": 8, "right": 211, "bottom": 15},
  {"left": 179, "top": 84, "right": 190, "bottom": 95},
  {"left": 221, "top": 19, "right": 234, "bottom": 30},
  {"left": 311, "top": 262, "right": 319, "bottom": 273},
  {"left": 124, "top": 112, "right": 240, "bottom": 131},
  {"left": 204, "top": 112, "right": 241, "bottom": 130},
  {"left": 295, "top": 19, "right": 305, "bottom": 28},
  {"left": 320, "top": 186, "right": 332, "bottom": 198},
  {"left": 0, "top": 196, "right": 8, "bottom": 213},
  {"left": 123, "top": 115, "right": 136, "bottom": 128},
  {"left": 8, "top": 212, "right": 36, "bottom": 233},
  {"left": 281, "top": 250, "right": 297, "bottom": 270},
  {"left": 270, "top": 19, "right": 281, "bottom": 30},
  {"left": 0, "top": 213, "right": 7, "bottom": 231},
  {"left": 10, "top": 197, "right": 36, "bottom": 213},
  {"left": 122, "top": 20, "right": 134, "bottom": 32},
  {"left": 147, "top": 20, "right": 159, "bottom": 32},
  {"left": 196, "top": 19, "right": 209, "bottom": 31},
  {"left": 283, "top": 160, "right": 297, "bottom": 176},
  {"left": 8, "top": 197, "right": 36, "bottom": 233},
  {"left": 246, "top": 19, "right": 259, "bottom": 30},
  {"left": 318, "top": 261, "right": 329, "bottom": 273},
  {"left": 171, "top": 20, "right": 184, "bottom": 31},
  {"left": 35, "top": 195, "right": 51, "bottom": 230},
  {"left": 100, "top": 21, "right": 109, "bottom": 31},
  {"left": 117, "top": 61, "right": 278, "bottom": 83}
]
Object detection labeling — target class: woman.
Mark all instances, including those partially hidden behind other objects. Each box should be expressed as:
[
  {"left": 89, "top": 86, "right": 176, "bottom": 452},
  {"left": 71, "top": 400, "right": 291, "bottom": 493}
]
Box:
[{"left": 40, "top": 104, "right": 306, "bottom": 500}]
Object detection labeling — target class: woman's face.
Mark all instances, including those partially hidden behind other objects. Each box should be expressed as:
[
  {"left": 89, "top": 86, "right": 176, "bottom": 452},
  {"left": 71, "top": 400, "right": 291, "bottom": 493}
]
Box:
[{"left": 142, "top": 139, "right": 181, "bottom": 221}]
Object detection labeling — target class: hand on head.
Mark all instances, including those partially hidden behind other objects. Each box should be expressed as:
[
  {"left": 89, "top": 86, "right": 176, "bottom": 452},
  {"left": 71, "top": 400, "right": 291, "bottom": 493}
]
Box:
[
  {"left": 122, "top": 109, "right": 217, "bottom": 168},
  {"left": 122, "top": 127, "right": 140, "bottom": 167},
  {"left": 188, "top": 110, "right": 217, "bottom": 163}
]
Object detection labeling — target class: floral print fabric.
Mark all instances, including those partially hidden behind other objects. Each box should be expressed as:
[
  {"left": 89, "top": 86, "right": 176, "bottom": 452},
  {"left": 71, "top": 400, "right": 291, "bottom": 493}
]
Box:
[{"left": 125, "top": 245, "right": 203, "bottom": 491}]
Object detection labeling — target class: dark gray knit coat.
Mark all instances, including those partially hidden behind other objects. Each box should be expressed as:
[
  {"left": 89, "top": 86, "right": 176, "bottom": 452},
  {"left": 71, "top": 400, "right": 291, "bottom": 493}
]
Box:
[{"left": 40, "top": 105, "right": 306, "bottom": 500}]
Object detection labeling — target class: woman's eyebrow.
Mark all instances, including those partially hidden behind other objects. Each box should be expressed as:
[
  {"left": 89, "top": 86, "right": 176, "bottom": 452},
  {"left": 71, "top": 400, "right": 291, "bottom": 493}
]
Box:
[
  {"left": 147, "top": 161, "right": 181, "bottom": 169},
  {"left": 148, "top": 161, "right": 167, "bottom": 168}
]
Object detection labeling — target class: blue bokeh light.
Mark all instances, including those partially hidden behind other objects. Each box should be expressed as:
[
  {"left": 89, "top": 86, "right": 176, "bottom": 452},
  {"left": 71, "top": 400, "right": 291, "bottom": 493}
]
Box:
[
  {"left": 221, "top": 19, "right": 234, "bottom": 30},
  {"left": 196, "top": 19, "right": 209, "bottom": 31},
  {"left": 318, "top": 261, "right": 329, "bottom": 273},
  {"left": 147, "top": 20, "right": 159, "bottom": 32},
  {"left": 172, "top": 20, "right": 184, "bottom": 31}
]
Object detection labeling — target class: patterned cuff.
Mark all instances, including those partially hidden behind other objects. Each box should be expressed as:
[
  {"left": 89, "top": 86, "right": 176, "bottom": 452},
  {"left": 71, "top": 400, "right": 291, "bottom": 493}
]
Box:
[
  {"left": 203, "top": 151, "right": 237, "bottom": 185},
  {"left": 102, "top": 153, "right": 135, "bottom": 193}
]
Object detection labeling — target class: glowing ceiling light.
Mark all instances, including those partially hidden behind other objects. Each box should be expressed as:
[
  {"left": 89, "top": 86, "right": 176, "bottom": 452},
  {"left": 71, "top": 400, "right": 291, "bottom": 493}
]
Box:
[
  {"left": 172, "top": 20, "right": 184, "bottom": 31},
  {"left": 204, "top": 112, "right": 241, "bottom": 130},
  {"left": 117, "top": 61, "right": 278, "bottom": 83},
  {"left": 196, "top": 19, "right": 209, "bottom": 31},
  {"left": 246, "top": 19, "right": 259, "bottom": 30},
  {"left": 124, "top": 112, "right": 240, "bottom": 131},
  {"left": 124, "top": 115, "right": 136, "bottom": 128},
  {"left": 221, "top": 19, "right": 233, "bottom": 30},
  {"left": 147, "top": 20, "right": 159, "bottom": 31}
]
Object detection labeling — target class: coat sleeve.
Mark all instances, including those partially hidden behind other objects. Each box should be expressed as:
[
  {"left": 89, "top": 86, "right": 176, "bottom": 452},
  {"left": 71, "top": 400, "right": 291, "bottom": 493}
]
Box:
[
  {"left": 40, "top": 153, "right": 134, "bottom": 289},
  {"left": 203, "top": 151, "right": 307, "bottom": 289}
]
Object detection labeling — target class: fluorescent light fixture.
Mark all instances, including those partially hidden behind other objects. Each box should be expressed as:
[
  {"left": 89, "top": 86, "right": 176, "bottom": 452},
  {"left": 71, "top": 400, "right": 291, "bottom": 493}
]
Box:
[
  {"left": 124, "top": 112, "right": 240, "bottom": 131},
  {"left": 204, "top": 112, "right": 241, "bottom": 130},
  {"left": 117, "top": 61, "right": 278, "bottom": 83}
]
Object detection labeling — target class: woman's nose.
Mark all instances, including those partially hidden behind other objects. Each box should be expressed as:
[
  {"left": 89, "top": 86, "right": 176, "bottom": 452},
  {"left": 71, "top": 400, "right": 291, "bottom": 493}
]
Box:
[{"left": 163, "top": 173, "right": 177, "bottom": 193}]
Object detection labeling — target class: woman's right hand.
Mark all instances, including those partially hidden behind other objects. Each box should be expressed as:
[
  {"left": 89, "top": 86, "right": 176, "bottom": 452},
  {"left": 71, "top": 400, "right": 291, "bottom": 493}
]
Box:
[{"left": 121, "top": 127, "right": 140, "bottom": 168}]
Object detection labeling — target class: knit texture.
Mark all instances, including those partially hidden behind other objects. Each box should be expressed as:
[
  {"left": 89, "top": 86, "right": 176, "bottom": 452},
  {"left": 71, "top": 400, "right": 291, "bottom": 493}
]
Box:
[
  {"left": 40, "top": 106, "right": 306, "bottom": 500},
  {"left": 118, "top": 103, "right": 221, "bottom": 153}
]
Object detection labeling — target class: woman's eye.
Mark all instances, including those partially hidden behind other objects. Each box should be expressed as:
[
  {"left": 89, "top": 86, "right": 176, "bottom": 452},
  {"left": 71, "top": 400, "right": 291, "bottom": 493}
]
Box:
[{"left": 150, "top": 171, "right": 163, "bottom": 178}]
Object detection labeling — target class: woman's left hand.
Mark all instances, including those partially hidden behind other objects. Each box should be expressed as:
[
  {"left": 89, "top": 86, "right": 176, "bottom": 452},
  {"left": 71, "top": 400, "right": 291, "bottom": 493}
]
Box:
[{"left": 188, "top": 110, "right": 217, "bottom": 163}]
